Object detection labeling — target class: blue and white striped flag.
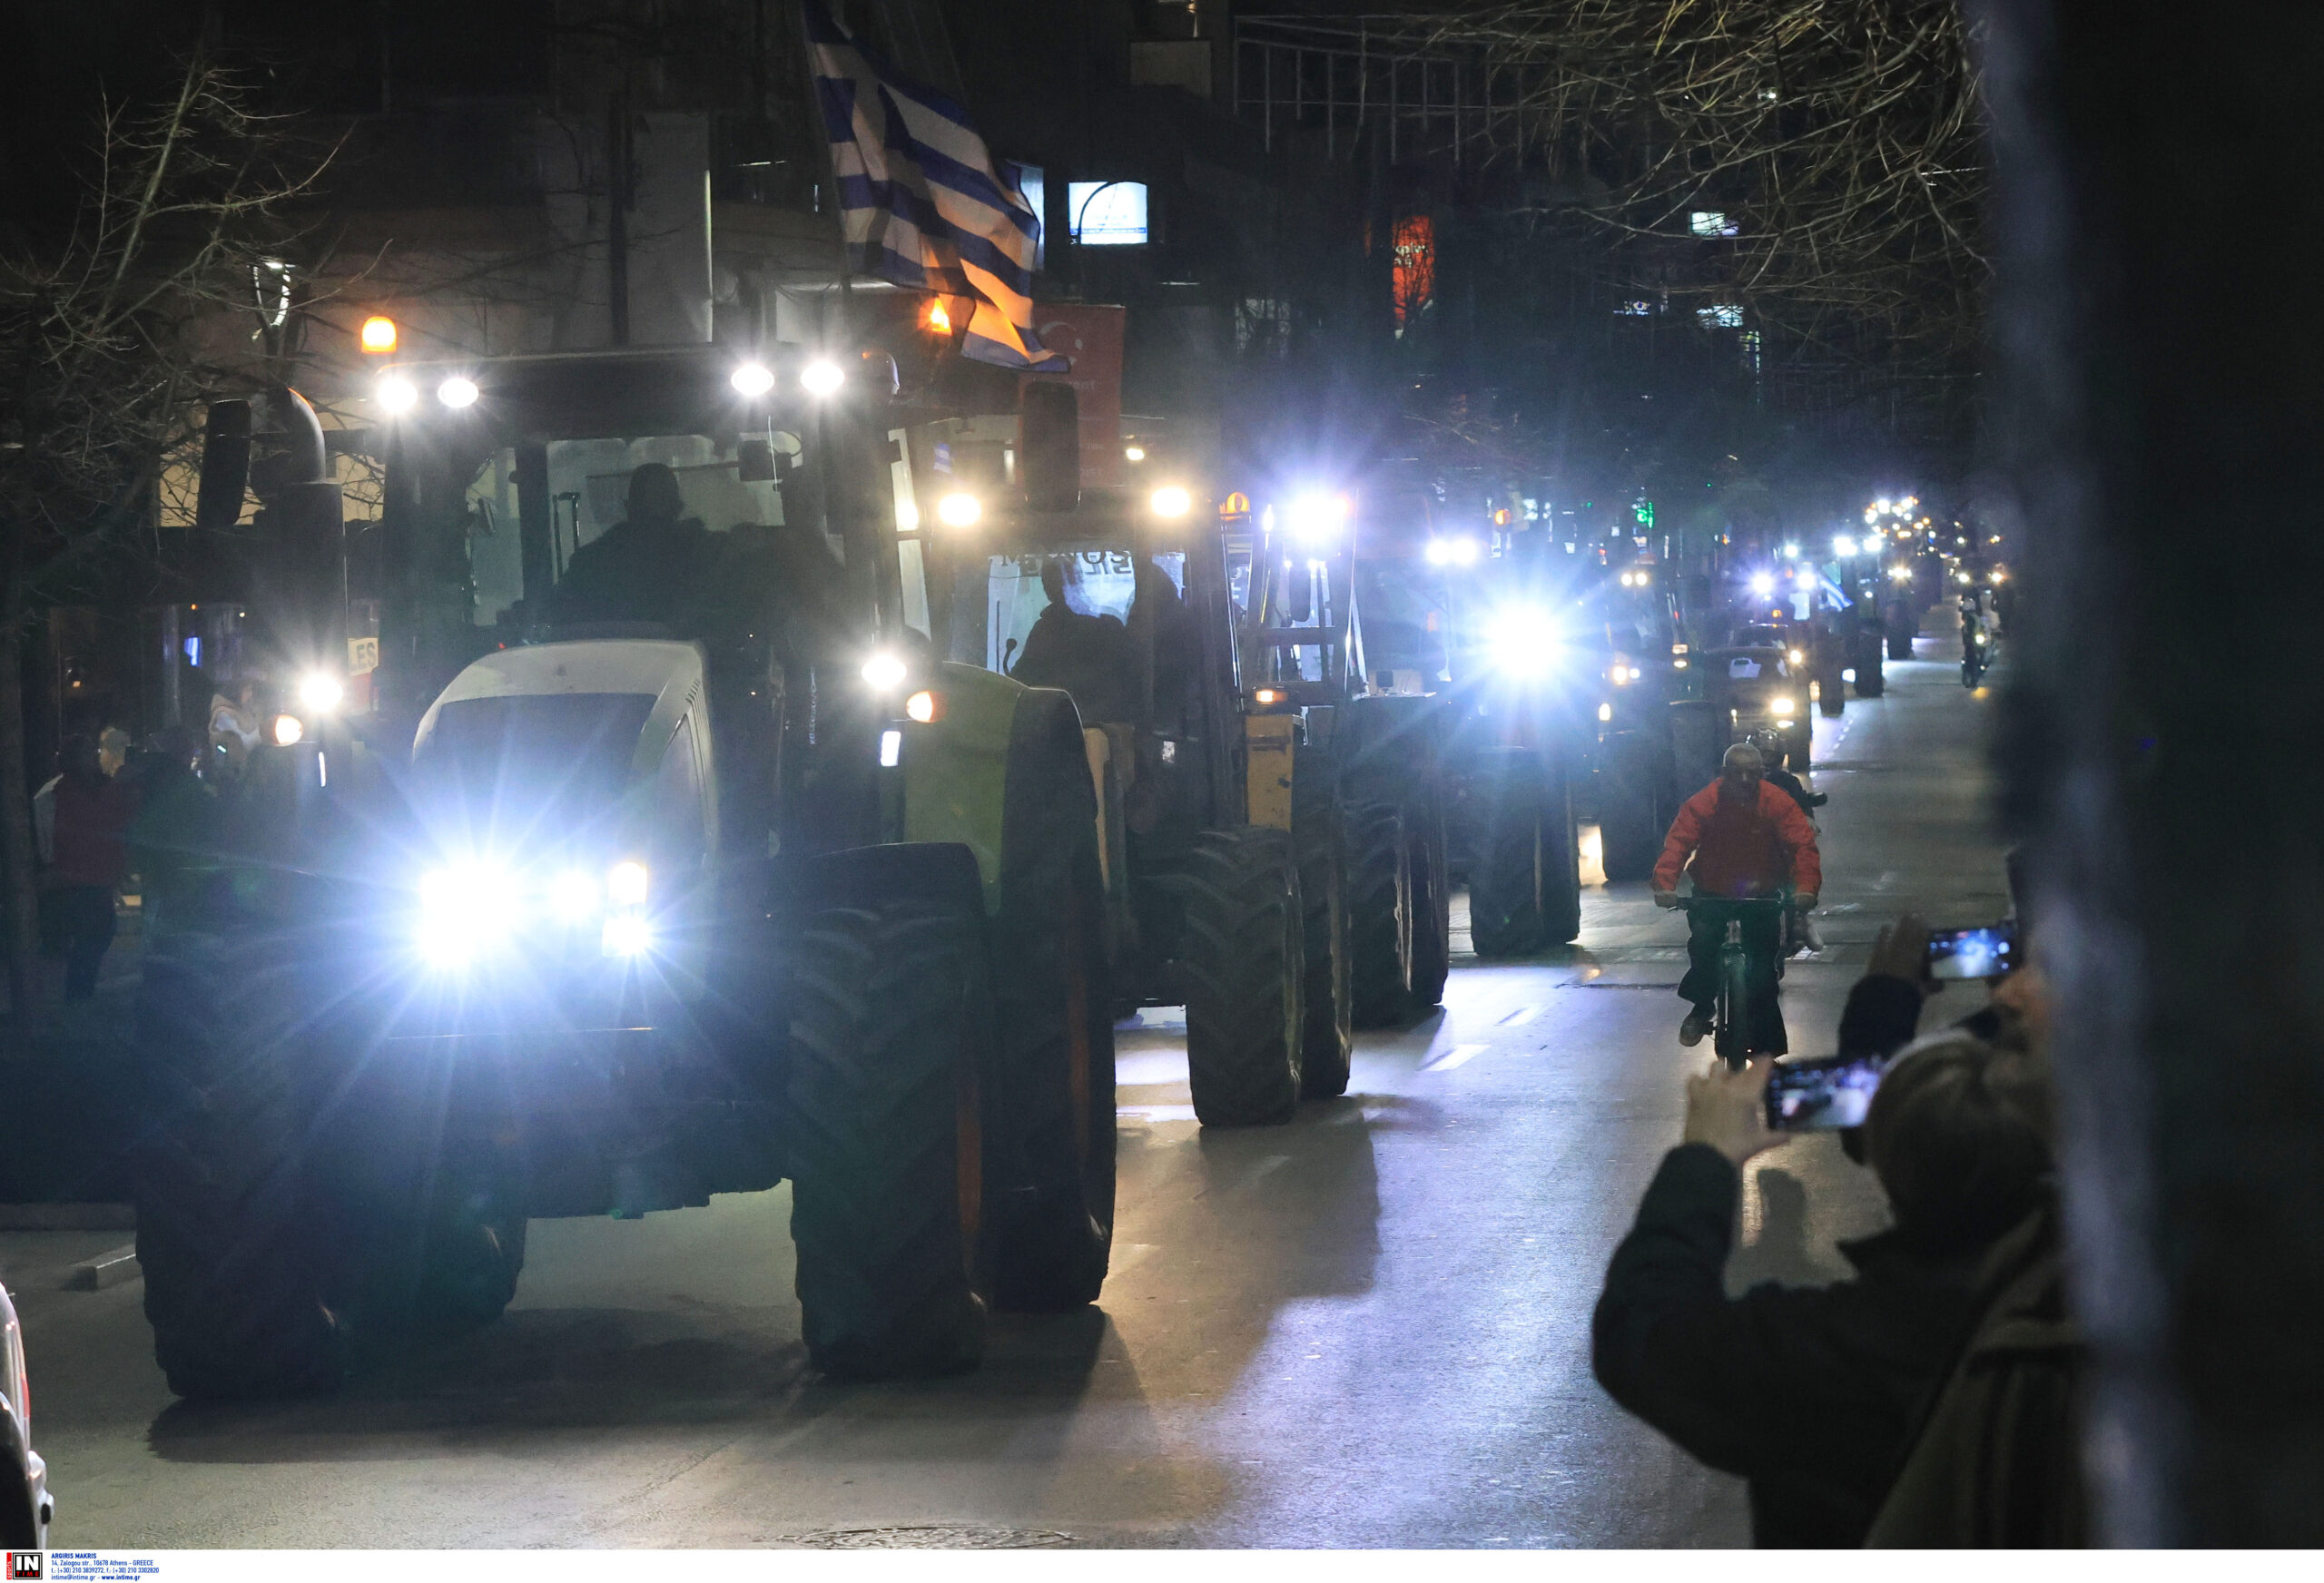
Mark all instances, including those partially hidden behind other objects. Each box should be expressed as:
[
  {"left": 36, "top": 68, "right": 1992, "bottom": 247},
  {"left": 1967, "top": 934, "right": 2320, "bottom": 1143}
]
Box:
[{"left": 806, "top": 3, "right": 1068, "bottom": 372}]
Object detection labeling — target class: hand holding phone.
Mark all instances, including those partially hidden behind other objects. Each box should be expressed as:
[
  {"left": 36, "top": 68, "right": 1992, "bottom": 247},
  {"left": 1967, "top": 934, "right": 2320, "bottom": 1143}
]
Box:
[
  {"left": 1764, "top": 1052, "right": 1887, "bottom": 1131},
  {"left": 1926, "top": 921, "right": 2015, "bottom": 981}
]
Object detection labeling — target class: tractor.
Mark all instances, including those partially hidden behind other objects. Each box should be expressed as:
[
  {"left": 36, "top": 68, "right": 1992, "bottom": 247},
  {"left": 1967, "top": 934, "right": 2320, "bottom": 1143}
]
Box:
[{"left": 137, "top": 343, "right": 1142, "bottom": 1397}]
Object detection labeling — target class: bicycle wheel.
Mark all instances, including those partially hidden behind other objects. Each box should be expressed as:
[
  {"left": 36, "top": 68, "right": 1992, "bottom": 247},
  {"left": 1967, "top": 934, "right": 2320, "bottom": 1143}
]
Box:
[{"left": 1713, "top": 938, "right": 1751, "bottom": 1069}]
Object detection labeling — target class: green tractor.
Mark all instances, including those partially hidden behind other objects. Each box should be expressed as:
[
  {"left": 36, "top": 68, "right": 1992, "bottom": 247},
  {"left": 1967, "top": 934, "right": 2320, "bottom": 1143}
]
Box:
[
  {"left": 137, "top": 344, "right": 1120, "bottom": 1397},
  {"left": 897, "top": 431, "right": 1351, "bottom": 1119}
]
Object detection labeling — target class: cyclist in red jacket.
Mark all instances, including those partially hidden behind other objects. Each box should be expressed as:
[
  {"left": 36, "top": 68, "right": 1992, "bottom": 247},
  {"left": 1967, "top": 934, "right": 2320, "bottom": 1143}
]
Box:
[{"left": 1652, "top": 742, "right": 1823, "bottom": 1048}]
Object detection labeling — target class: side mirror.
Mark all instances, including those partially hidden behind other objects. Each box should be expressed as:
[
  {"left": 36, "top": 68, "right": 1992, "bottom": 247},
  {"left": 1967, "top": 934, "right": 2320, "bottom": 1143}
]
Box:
[{"left": 1021, "top": 382, "right": 1079, "bottom": 512}]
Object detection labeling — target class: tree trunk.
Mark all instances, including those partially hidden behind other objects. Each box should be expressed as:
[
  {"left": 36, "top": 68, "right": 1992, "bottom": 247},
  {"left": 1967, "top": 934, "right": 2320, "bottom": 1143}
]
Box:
[
  {"left": 0, "top": 594, "right": 42, "bottom": 1025},
  {"left": 1977, "top": 0, "right": 2324, "bottom": 1544}
]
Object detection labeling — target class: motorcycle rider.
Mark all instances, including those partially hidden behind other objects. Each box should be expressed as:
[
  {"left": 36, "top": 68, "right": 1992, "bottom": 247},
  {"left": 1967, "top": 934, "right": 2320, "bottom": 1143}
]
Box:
[
  {"left": 1959, "top": 593, "right": 1988, "bottom": 685},
  {"left": 1653, "top": 742, "right": 1823, "bottom": 1050}
]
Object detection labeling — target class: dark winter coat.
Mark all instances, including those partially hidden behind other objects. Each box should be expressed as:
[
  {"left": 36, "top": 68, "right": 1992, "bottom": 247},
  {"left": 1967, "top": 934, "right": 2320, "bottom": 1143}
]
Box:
[
  {"left": 551, "top": 515, "right": 718, "bottom": 631},
  {"left": 1866, "top": 1195, "right": 2087, "bottom": 1546},
  {"left": 1592, "top": 1144, "right": 1989, "bottom": 1547}
]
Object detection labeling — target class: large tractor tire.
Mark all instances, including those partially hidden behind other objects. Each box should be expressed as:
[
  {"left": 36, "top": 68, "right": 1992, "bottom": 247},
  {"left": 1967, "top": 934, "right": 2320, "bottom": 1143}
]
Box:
[
  {"left": 1178, "top": 826, "right": 1305, "bottom": 1126},
  {"left": 788, "top": 880, "right": 990, "bottom": 1380},
  {"left": 1542, "top": 749, "right": 1584, "bottom": 945},
  {"left": 989, "top": 695, "right": 1118, "bottom": 1311},
  {"left": 1406, "top": 798, "right": 1451, "bottom": 1011},
  {"left": 1817, "top": 664, "right": 1847, "bottom": 718},
  {"left": 1293, "top": 752, "right": 1354, "bottom": 1099},
  {"left": 1469, "top": 750, "right": 1551, "bottom": 959},
  {"left": 1344, "top": 800, "right": 1413, "bottom": 1027},
  {"left": 1598, "top": 733, "right": 1668, "bottom": 882},
  {"left": 1853, "top": 630, "right": 1887, "bottom": 698},
  {"left": 135, "top": 930, "right": 348, "bottom": 1401}
]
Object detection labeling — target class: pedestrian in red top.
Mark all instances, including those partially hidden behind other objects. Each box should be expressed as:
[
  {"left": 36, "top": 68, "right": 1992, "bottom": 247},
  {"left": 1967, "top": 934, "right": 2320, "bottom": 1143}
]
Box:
[
  {"left": 1651, "top": 742, "right": 1822, "bottom": 1050},
  {"left": 48, "top": 733, "right": 138, "bottom": 1001}
]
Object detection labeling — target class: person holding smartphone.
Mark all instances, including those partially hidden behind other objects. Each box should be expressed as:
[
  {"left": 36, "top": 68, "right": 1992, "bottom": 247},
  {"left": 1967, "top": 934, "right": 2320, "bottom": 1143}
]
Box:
[{"left": 1590, "top": 1034, "right": 2054, "bottom": 1547}]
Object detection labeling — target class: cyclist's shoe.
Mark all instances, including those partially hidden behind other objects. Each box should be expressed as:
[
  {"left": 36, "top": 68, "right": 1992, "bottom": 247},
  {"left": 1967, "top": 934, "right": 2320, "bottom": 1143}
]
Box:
[{"left": 1679, "top": 1012, "right": 1711, "bottom": 1047}]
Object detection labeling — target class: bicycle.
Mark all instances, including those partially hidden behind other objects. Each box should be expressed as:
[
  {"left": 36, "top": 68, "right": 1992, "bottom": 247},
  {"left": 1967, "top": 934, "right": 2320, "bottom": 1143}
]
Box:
[{"left": 1679, "top": 893, "right": 1792, "bottom": 1069}]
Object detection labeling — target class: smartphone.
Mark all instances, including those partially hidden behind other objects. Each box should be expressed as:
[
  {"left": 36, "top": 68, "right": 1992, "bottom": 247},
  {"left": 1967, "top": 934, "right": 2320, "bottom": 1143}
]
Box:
[
  {"left": 1926, "top": 922, "right": 2015, "bottom": 981},
  {"left": 1764, "top": 1052, "right": 1887, "bottom": 1131}
]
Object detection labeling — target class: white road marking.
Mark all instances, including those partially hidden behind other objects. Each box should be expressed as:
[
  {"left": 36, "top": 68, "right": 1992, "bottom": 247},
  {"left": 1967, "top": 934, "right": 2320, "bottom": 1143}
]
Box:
[
  {"left": 1497, "top": 1006, "right": 1538, "bottom": 1027},
  {"left": 1422, "top": 1043, "right": 1489, "bottom": 1072}
]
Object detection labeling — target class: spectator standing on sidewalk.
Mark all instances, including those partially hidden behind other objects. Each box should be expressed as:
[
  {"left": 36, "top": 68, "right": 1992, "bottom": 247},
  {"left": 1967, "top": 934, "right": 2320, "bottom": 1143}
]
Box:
[
  {"left": 47, "top": 733, "right": 139, "bottom": 1000},
  {"left": 1590, "top": 1029, "right": 2057, "bottom": 1546}
]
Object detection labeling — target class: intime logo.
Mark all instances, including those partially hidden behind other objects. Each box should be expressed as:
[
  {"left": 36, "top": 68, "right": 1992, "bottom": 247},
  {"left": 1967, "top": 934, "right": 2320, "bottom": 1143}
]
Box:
[{"left": 5, "top": 1552, "right": 44, "bottom": 1580}]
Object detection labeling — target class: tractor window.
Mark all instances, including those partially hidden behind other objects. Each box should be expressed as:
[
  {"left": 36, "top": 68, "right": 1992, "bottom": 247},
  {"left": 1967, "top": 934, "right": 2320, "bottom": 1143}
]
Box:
[
  {"left": 980, "top": 546, "right": 1183, "bottom": 674},
  {"left": 469, "top": 447, "right": 524, "bottom": 626},
  {"left": 541, "top": 431, "right": 813, "bottom": 572},
  {"left": 412, "top": 692, "right": 657, "bottom": 850}
]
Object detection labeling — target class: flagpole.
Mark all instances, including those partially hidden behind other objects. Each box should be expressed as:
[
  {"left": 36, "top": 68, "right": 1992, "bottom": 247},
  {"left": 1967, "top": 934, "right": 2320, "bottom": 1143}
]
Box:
[{"left": 793, "top": 0, "right": 902, "bottom": 644}]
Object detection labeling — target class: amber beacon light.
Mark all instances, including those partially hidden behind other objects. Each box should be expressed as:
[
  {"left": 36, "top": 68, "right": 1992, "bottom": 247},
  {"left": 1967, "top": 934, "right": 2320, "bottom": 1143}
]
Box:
[{"left": 359, "top": 315, "right": 399, "bottom": 354}]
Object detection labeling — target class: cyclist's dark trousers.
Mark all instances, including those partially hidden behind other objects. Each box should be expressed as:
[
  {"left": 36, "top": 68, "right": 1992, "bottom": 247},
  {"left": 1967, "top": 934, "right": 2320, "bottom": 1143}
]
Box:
[{"left": 1680, "top": 900, "right": 1788, "bottom": 1054}]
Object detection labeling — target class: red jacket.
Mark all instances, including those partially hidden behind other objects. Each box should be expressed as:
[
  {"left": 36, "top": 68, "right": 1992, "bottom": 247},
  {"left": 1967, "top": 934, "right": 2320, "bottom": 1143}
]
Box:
[{"left": 1653, "top": 778, "right": 1822, "bottom": 899}]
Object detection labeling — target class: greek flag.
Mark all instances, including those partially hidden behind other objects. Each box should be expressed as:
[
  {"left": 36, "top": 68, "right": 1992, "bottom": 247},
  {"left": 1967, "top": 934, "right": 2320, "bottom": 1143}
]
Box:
[{"left": 807, "top": 3, "right": 1068, "bottom": 372}]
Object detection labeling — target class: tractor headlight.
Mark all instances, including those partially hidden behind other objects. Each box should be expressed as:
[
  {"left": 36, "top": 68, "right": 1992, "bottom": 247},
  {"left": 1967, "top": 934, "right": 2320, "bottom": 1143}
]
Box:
[
  {"left": 601, "top": 914, "right": 654, "bottom": 957},
  {"left": 298, "top": 674, "right": 343, "bottom": 713},
  {"left": 271, "top": 714, "right": 304, "bottom": 746},
  {"left": 1771, "top": 695, "right": 1797, "bottom": 716},
  {"left": 862, "top": 652, "right": 908, "bottom": 690},
  {"left": 1484, "top": 608, "right": 1560, "bottom": 680},
  {"left": 416, "top": 862, "right": 519, "bottom": 968},
  {"left": 607, "top": 860, "right": 650, "bottom": 907}
]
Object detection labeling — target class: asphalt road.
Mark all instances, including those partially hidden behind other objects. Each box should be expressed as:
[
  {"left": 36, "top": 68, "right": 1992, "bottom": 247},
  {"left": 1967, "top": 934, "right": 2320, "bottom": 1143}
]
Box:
[{"left": 1, "top": 634, "right": 2009, "bottom": 1549}]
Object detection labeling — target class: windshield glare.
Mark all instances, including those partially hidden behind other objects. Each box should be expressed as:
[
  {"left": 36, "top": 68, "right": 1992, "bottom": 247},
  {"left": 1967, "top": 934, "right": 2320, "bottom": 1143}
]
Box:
[{"left": 412, "top": 692, "right": 657, "bottom": 858}]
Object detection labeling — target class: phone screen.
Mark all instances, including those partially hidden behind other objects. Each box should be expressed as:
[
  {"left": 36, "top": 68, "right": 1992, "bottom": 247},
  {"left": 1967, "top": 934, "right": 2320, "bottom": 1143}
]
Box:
[
  {"left": 1926, "top": 923, "right": 2014, "bottom": 981},
  {"left": 1764, "top": 1052, "right": 1886, "bottom": 1131}
]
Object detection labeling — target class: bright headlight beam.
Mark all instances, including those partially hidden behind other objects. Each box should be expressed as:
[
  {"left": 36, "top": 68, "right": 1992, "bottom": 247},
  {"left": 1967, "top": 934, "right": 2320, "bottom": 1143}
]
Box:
[
  {"left": 800, "top": 359, "right": 845, "bottom": 397},
  {"left": 298, "top": 674, "right": 342, "bottom": 713},
  {"left": 607, "top": 860, "right": 649, "bottom": 907},
  {"left": 438, "top": 377, "right": 479, "bottom": 408},
  {"left": 602, "top": 914, "right": 653, "bottom": 958},
  {"left": 1485, "top": 609, "right": 1560, "bottom": 680},
  {"left": 416, "top": 861, "right": 521, "bottom": 968},
  {"left": 1150, "top": 486, "right": 1192, "bottom": 517},
  {"left": 730, "top": 361, "right": 775, "bottom": 397},
  {"left": 376, "top": 375, "right": 419, "bottom": 415},
  {"left": 271, "top": 714, "right": 303, "bottom": 746},
  {"left": 862, "top": 652, "right": 907, "bottom": 690},
  {"left": 547, "top": 870, "right": 601, "bottom": 922},
  {"left": 936, "top": 491, "right": 981, "bottom": 528}
]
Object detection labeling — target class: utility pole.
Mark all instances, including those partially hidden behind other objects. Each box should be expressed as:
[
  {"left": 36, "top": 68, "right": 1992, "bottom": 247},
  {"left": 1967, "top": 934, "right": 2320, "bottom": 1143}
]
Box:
[{"left": 1979, "top": 0, "right": 2324, "bottom": 1546}]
